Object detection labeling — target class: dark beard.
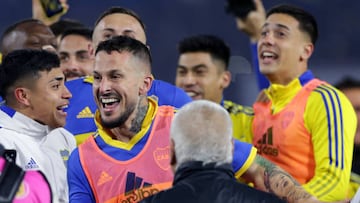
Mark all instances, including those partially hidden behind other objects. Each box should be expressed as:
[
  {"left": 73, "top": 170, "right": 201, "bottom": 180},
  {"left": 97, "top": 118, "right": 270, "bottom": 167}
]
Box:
[
  {"left": 101, "top": 102, "right": 136, "bottom": 129},
  {"left": 100, "top": 96, "right": 148, "bottom": 132},
  {"left": 353, "top": 145, "right": 360, "bottom": 175}
]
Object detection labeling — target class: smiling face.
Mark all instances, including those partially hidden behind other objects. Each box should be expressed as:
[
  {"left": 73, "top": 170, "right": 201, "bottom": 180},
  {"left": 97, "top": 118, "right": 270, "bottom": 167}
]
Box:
[
  {"left": 93, "top": 50, "right": 151, "bottom": 128},
  {"left": 58, "top": 34, "right": 94, "bottom": 80},
  {"left": 24, "top": 68, "right": 72, "bottom": 128},
  {"left": 257, "top": 13, "right": 313, "bottom": 85},
  {"left": 175, "top": 52, "right": 230, "bottom": 103}
]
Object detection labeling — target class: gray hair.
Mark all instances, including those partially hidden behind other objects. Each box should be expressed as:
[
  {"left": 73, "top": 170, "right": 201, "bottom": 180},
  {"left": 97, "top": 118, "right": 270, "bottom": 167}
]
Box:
[{"left": 170, "top": 100, "right": 233, "bottom": 168}]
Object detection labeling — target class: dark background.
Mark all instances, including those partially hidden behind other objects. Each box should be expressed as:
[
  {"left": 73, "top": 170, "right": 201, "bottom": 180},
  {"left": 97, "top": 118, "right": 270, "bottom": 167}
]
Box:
[{"left": 1, "top": 0, "right": 359, "bottom": 105}]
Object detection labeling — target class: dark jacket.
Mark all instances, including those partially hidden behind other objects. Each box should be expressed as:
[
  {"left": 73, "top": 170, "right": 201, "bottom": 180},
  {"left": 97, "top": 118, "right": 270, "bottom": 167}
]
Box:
[{"left": 140, "top": 161, "right": 285, "bottom": 203}]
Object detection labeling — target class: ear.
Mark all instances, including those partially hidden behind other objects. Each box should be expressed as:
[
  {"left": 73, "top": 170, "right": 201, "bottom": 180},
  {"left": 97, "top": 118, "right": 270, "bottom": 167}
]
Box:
[
  {"left": 220, "top": 70, "right": 231, "bottom": 89},
  {"left": 170, "top": 139, "right": 177, "bottom": 172},
  {"left": 300, "top": 43, "right": 314, "bottom": 61},
  {"left": 139, "top": 74, "right": 153, "bottom": 95},
  {"left": 14, "top": 87, "right": 31, "bottom": 106},
  {"left": 88, "top": 43, "right": 95, "bottom": 59}
]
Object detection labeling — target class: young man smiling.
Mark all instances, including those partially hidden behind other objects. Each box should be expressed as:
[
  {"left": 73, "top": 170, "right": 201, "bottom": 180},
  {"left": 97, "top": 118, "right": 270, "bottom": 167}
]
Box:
[
  {"left": 253, "top": 4, "right": 356, "bottom": 201},
  {"left": 0, "top": 49, "right": 75, "bottom": 202}
]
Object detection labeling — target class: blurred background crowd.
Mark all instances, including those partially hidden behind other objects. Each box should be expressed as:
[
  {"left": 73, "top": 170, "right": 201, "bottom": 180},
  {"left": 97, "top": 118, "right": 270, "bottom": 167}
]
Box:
[{"left": 1, "top": 0, "right": 359, "bottom": 105}]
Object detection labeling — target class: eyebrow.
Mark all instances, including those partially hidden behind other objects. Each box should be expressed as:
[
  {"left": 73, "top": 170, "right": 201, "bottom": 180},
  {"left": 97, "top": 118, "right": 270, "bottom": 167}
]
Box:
[
  {"left": 93, "top": 69, "right": 121, "bottom": 76},
  {"left": 59, "top": 51, "right": 69, "bottom": 55},
  {"left": 50, "top": 76, "right": 65, "bottom": 83},
  {"left": 103, "top": 27, "right": 136, "bottom": 36},
  {"left": 75, "top": 50, "right": 89, "bottom": 55},
  {"left": 102, "top": 28, "right": 116, "bottom": 33},
  {"left": 276, "top": 23, "right": 290, "bottom": 31},
  {"left": 177, "top": 64, "right": 207, "bottom": 70}
]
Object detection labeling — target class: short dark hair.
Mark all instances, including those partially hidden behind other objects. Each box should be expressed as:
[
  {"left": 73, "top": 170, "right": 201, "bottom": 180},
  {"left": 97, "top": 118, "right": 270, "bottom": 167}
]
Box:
[
  {"left": 0, "top": 49, "right": 60, "bottom": 99},
  {"left": 95, "top": 35, "right": 151, "bottom": 66},
  {"left": 50, "top": 19, "right": 85, "bottom": 37},
  {"left": 177, "top": 35, "right": 230, "bottom": 69},
  {"left": 267, "top": 4, "right": 318, "bottom": 45},
  {"left": 60, "top": 27, "right": 93, "bottom": 41},
  {"left": 0, "top": 19, "right": 43, "bottom": 53},
  {"left": 94, "top": 7, "right": 146, "bottom": 31},
  {"left": 335, "top": 77, "right": 360, "bottom": 90}
]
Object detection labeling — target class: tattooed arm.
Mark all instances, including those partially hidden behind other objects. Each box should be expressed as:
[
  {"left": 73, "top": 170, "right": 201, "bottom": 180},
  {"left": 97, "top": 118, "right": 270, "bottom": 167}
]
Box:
[{"left": 241, "top": 155, "right": 318, "bottom": 203}]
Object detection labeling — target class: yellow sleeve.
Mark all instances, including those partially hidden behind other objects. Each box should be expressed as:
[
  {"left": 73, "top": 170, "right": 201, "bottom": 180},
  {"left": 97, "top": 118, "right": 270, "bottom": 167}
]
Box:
[
  {"left": 303, "top": 84, "right": 357, "bottom": 201},
  {"left": 224, "top": 100, "right": 254, "bottom": 143}
]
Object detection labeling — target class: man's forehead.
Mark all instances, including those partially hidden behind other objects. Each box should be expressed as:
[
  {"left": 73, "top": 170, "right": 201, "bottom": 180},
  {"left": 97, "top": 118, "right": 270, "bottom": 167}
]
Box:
[
  {"left": 96, "top": 13, "right": 140, "bottom": 29},
  {"left": 94, "top": 13, "right": 146, "bottom": 42},
  {"left": 265, "top": 13, "right": 299, "bottom": 28},
  {"left": 62, "top": 34, "right": 91, "bottom": 43}
]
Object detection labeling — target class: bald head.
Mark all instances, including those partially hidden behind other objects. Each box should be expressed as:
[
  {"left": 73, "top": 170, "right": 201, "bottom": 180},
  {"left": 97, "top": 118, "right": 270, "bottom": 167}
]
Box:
[
  {"left": 0, "top": 19, "right": 57, "bottom": 56},
  {"left": 170, "top": 100, "right": 233, "bottom": 168}
]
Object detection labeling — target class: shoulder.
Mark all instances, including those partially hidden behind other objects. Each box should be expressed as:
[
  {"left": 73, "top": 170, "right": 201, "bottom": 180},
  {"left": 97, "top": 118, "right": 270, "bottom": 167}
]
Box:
[
  {"left": 223, "top": 100, "right": 254, "bottom": 116},
  {"left": 151, "top": 80, "right": 189, "bottom": 96},
  {"left": 150, "top": 80, "right": 192, "bottom": 108},
  {"left": 47, "top": 128, "right": 76, "bottom": 150},
  {"left": 0, "top": 128, "right": 20, "bottom": 148},
  {"left": 68, "top": 147, "right": 80, "bottom": 166},
  {"left": 65, "top": 77, "right": 93, "bottom": 91},
  {"left": 309, "top": 82, "right": 352, "bottom": 108}
]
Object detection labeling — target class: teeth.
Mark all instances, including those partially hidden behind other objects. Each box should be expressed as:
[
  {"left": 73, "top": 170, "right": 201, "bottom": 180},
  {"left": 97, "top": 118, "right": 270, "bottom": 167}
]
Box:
[
  {"left": 101, "top": 98, "right": 118, "bottom": 104},
  {"left": 61, "top": 105, "right": 68, "bottom": 109},
  {"left": 186, "top": 92, "right": 196, "bottom": 97},
  {"left": 263, "top": 52, "right": 274, "bottom": 57},
  {"left": 57, "top": 105, "right": 68, "bottom": 111}
]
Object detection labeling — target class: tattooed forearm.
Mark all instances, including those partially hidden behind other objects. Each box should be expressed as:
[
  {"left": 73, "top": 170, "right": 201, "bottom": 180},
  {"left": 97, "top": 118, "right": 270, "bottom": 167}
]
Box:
[{"left": 255, "top": 155, "right": 312, "bottom": 203}]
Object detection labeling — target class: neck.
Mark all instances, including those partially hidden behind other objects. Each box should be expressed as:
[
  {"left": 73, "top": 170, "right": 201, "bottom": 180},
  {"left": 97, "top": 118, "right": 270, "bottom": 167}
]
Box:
[
  {"left": 267, "top": 66, "right": 307, "bottom": 86},
  {"left": 110, "top": 96, "right": 149, "bottom": 142}
]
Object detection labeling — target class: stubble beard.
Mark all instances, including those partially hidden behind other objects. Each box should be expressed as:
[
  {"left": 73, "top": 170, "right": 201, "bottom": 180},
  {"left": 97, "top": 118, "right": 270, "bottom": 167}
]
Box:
[
  {"left": 100, "top": 96, "right": 148, "bottom": 133},
  {"left": 101, "top": 102, "right": 136, "bottom": 129}
]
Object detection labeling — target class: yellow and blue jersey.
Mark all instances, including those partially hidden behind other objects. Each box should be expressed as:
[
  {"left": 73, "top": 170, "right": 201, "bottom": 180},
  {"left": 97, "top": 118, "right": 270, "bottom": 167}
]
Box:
[
  {"left": 260, "top": 70, "right": 356, "bottom": 201},
  {"left": 64, "top": 76, "right": 192, "bottom": 145},
  {"left": 67, "top": 97, "right": 256, "bottom": 202},
  {"left": 222, "top": 100, "right": 254, "bottom": 143}
]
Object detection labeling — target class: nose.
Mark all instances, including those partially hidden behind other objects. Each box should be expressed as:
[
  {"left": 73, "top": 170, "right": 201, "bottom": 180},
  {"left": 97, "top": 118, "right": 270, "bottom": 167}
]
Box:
[
  {"left": 98, "top": 77, "right": 112, "bottom": 94},
  {"left": 260, "top": 32, "right": 275, "bottom": 46},
  {"left": 65, "top": 56, "right": 81, "bottom": 72},
  {"left": 63, "top": 85, "right": 72, "bottom": 99},
  {"left": 182, "top": 73, "right": 196, "bottom": 87}
]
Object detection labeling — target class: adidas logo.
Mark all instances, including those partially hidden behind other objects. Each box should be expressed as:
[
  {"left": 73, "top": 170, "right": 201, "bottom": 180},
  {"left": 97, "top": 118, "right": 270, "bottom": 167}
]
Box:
[
  {"left": 257, "top": 127, "right": 273, "bottom": 145},
  {"left": 125, "top": 172, "right": 152, "bottom": 193},
  {"left": 255, "top": 127, "right": 278, "bottom": 157},
  {"left": 76, "top": 107, "right": 94, "bottom": 118},
  {"left": 25, "top": 157, "right": 39, "bottom": 169},
  {"left": 97, "top": 171, "right": 113, "bottom": 186}
]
